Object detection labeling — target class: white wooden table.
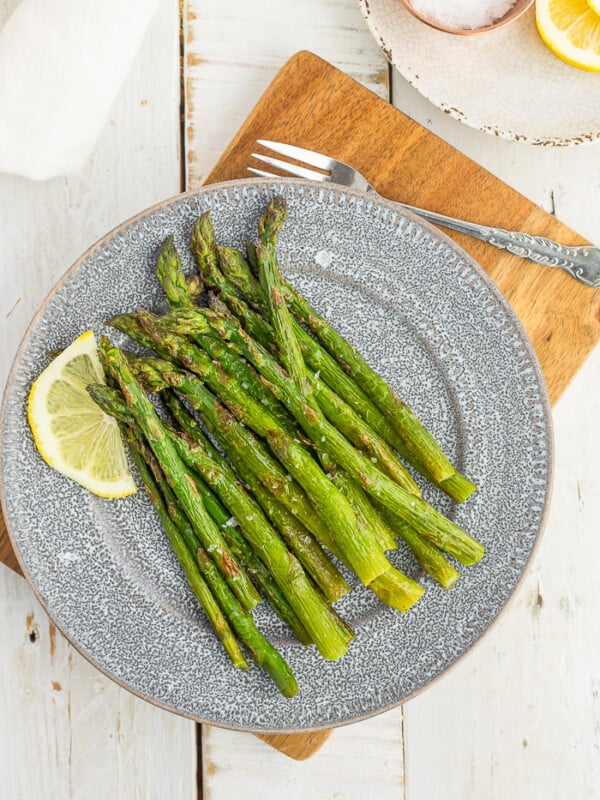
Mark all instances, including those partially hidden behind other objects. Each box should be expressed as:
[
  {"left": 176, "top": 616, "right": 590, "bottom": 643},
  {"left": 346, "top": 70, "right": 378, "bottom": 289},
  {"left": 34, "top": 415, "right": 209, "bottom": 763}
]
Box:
[{"left": 1, "top": 1, "right": 599, "bottom": 797}]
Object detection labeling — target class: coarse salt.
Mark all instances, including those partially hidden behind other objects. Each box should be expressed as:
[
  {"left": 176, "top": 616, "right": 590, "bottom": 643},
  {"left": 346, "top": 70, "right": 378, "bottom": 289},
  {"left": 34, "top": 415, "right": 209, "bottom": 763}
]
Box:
[{"left": 409, "top": 0, "right": 516, "bottom": 29}]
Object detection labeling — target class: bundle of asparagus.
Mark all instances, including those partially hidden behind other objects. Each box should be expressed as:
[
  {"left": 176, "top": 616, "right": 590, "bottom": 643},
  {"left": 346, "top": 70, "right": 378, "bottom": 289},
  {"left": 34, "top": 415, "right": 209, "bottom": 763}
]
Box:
[{"left": 88, "top": 197, "right": 484, "bottom": 697}]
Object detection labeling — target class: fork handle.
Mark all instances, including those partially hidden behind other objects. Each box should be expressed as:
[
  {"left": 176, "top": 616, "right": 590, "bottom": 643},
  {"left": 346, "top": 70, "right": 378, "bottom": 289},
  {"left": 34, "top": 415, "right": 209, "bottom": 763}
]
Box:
[{"left": 400, "top": 202, "right": 600, "bottom": 288}]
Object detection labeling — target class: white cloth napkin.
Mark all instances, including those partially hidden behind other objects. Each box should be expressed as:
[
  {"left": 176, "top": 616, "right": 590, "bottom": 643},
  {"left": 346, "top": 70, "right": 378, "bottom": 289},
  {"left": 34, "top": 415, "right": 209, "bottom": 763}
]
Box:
[{"left": 0, "top": 0, "right": 162, "bottom": 181}]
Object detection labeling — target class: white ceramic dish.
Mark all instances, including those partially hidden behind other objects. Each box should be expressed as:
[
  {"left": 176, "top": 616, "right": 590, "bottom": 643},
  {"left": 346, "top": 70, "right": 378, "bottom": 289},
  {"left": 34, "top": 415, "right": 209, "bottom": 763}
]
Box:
[{"left": 358, "top": 0, "right": 600, "bottom": 146}]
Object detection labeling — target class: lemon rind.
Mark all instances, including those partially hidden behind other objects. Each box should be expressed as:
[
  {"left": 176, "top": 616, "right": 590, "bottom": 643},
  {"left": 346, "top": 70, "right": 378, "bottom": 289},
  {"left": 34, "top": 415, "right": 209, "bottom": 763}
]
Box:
[
  {"left": 536, "top": 1, "right": 600, "bottom": 72},
  {"left": 27, "top": 331, "right": 137, "bottom": 499}
]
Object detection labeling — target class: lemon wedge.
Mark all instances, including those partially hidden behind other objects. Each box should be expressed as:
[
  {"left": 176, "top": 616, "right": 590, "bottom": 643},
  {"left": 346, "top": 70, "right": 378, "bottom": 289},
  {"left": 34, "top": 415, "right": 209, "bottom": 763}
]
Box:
[
  {"left": 28, "top": 331, "right": 136, "bottom": 498},
  {"left": 536, "top": 0, "right": 600, "bottom": 71}
]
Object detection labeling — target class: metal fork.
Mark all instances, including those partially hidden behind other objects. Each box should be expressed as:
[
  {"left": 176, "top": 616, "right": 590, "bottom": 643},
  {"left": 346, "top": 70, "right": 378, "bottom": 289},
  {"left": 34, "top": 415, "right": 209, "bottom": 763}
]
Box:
[{"left": 249, "top": 140, "right": 600, "bottom": 289}]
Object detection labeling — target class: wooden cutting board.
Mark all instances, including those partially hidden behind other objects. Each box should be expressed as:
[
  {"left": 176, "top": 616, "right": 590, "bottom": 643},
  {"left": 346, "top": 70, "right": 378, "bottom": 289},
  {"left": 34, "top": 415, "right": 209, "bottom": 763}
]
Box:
[{"left": 2, "top": 51, "right": 599, "bottom": 760}]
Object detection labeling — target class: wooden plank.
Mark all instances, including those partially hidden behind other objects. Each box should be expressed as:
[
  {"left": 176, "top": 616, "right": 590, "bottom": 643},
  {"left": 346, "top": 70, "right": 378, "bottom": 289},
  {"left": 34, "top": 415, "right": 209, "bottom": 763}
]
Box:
[
  {"left": 0, "top": 513, "right": 19, "bottom": 574},
  {"left": 202, "top": 708, "right": 404, "bottom": 799},
  {"left": 392, "top": 68, "right": 600, "bottom": 800},
  {"left": 203, "top": 51, "right": 600, "bottom": 405},
  {"left": 255, "top": 731, "right": 333, "bottom": 761},
  {"left": 0, "top": 0, "right": 197, "bottom": 796},
  {"left": 183, "top": 0, "right": 389, "bottom": 189},
  {"left": 402, "top": 344, "right": 600, "bottom": 800},
  {"left": 0, "top": 563, "right": 197, "bottom": 799},
  {"left": 392, "top": 77, "right": 600, "bottom": 243}
]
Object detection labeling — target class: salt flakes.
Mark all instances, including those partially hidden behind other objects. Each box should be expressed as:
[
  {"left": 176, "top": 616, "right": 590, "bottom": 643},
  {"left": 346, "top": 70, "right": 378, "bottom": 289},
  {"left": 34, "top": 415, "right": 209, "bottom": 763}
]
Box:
[{"left": 409, "top": 0, "right": 516, "bottom": 29}]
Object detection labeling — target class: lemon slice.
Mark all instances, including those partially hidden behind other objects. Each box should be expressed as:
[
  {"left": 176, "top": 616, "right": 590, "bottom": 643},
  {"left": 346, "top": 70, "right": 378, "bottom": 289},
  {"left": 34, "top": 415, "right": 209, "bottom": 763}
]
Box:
[
  {"left": 28, "top": 331, "right": 136, "bottom": 498},
  {"left": 588, "top": 0, "right": 600, "bottom": 14},
  {"left": 536, "top": 0, "right": 600, "bottom": 71}
]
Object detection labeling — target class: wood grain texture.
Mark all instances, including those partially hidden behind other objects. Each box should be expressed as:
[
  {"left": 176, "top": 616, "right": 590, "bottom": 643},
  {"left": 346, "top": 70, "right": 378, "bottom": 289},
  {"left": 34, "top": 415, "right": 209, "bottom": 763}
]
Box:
[
  {"left": 0, "top": 1, "right": 197, "bottom": 796},
  {"left": 403, "top": 345, "right": 600, "bottom": 800},
  {"left": 1, "top": 29, "right": 599, "bottom": 782},
  {"left": 0, "top": 563, "right": 197, "bottom": 800},
  {"left": 391, "top": 76, "right": 600, "bottom": 244},
  {"left": 0, "top": 512, "right": 20, "bottom": 573},
  {"left": 203, "top": 708, "right": 404, "bottom": 798},
  {"left": 393, "top": 66, "right": 600, "bottom": 800},
  {"left": 255, "top": 730, "right": 333, "bottom": 760},
  {"left": 183, "top": 0, "right": 389, "bottom": 189},
  {"left": 204, "top": 51, "right": 600, "bottom": 407}
]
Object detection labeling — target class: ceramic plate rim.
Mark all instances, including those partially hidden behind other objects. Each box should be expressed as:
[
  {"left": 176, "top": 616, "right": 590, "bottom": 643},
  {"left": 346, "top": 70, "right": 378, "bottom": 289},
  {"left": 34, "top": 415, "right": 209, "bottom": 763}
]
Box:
[
  {"left": 356, "top": 0, "right": 600, "bottom": 147},
  {"left": 0, "top": 177, "right": 554, "bottom": 733}
]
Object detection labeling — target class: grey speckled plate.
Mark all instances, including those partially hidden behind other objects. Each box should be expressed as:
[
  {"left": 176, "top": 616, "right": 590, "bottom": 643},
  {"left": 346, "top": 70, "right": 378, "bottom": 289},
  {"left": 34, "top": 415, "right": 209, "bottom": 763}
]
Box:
[{"left": 0, "top": 179, "right": 552, "bottom": 733}]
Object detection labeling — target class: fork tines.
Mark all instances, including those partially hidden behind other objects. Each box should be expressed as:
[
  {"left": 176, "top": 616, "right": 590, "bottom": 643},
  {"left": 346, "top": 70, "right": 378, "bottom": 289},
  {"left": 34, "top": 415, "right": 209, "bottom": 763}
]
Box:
[{"left": 249, "top": 140, "right": 333, "bottom": 182}]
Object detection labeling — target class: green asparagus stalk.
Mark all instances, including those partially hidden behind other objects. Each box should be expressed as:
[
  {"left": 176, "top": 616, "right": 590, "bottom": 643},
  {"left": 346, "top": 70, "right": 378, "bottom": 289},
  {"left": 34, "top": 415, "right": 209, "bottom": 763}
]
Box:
[
  {"left": 217, "top": 242, "right": 476, "bottom": 503},
  {"left": 218, "top": 244, "right": 262, "bottom": 306},
  {"left": 256, "top": 224, "right": 422, "bottom": 612},
  {"left": 208, "top": 289, "right": 239, "bottom": 319},
  {"left": 375, "top": 503, "right": 460, "bottom": 591},
  {"left": 310, "top": 374, "right": 420, "bottom": 493},
  {"left": 98, "top": 338, "right": 300, "bottom": 696},
  {"left": 196, "top": 542, "right": 299, "bottom": 696},
  {"left": 131, "top": 368, "right": 422, "bottom": 615},
  {"left": 98, "top": 338, "right": 263, "bottom": 614},
  {"left": 136, "top": 309, "right": 393, "bottom": 586},
  {"left": 253, "top": 203, "right": 410, "bottom": 530},
  {"left": 127, "top": 356, "right": 340, "bottom": 567},
  {"left": 156, "top": 236, "right": 194, "bottom": 311},
  {"left": 161, "top": 388, "right": 353, "bottom": 641},
  {"left": 128, "top": 357, "right": 353, "bottom": 568},
  {"left": 91, "top": 383, "right": 315, "bottom": 645},
  {"left": 218, "top": 236, "right": 421, "bottom": 497},
  {"left": 163, "top": 390, "right": 348, "bottom": 605},
  {"left": 256, "top": 198, "right": 306, "bottom": 393},
  {"left": 207, "top": 303, "right": 418, "bottom": 494},
  {"left": 158, "top": 400, "right": 314, "bottom": 644},
  {"left": 186, "top": 274, "right": 203, "bottom": 304},
  {"left": 254, "top": 209, "right": 399, "bottom": 557},
  {"left": 155, "top": 233, "right": 298, "bottom": 437},
  {"left": 191, "top": 211, "right": 275, "bottom": 346},
  {"left": 208, "top": 285, "right": 420, "bottom": 494},
  {"left": 132, "top": 355, "right": 417, "bottom": 613},
  {"left": 320, "top": 456, "right": 423, "bottom": 611},
  {"left": 246, "top": 240, "right": 259, "bottom": 273},
  {"left": 129, "top": 355, "right": 346, "bottom": 562},
  {"left": 329, "top": 465, "right": 396, "bottom": 553},
  {"left": 285, "top": 281, "right": 459, "bottom": 484},
  {"left": 123, "top": 426, "right": 249, "bottom": 669},
  {"left": 206, "top": 242, "right": 421, "bottom": 497},
  {"left": 116, "top": 354, "right": 395, "bottom": 581},
  {"left": 369, "top": 569, "right": 425, "bottom": 613},
  {"left": 107, "top": 313, "right": 173, "bottom": 361},
  {"left": 135, "top": 360, "right": 424, "bottom": 611},
  {"left": 162, "top": 408, "right": 354, "bottom": 644},
  {"left": 163, "top": 310, "right": 484, "bottom": 566},
  {"left": 92, "top": 384, "right": 304, "bottom": 674},
  {"left": 90, "top": 379, "right": 344, "bottom": 658},
  {"left": 163, "top": 427, "right": 351, "bottom": 660}
]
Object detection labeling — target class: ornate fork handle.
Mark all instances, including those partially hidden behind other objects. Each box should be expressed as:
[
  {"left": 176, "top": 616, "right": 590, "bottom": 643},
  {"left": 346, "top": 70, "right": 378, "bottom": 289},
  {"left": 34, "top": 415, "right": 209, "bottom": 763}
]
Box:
[{"left": 397, "top": 202, "right": 600, "bottom": 289}]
